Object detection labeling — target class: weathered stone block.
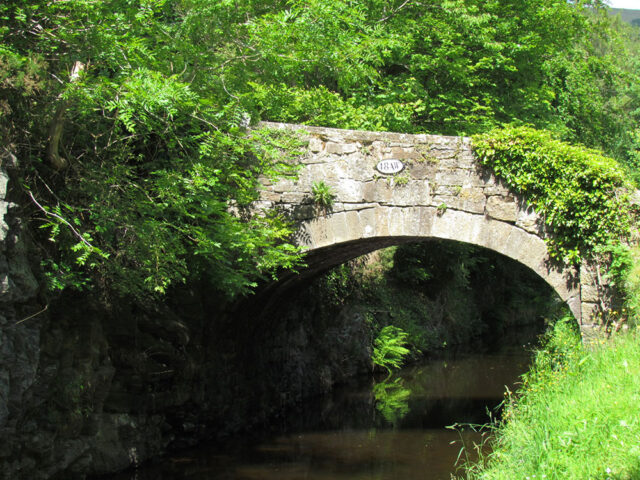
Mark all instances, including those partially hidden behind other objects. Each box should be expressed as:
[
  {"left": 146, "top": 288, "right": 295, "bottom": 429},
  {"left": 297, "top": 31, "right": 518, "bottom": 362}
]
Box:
[
  {"left": 375, "top": 207, "right": 390, "bottom": 236},
  {"left": 260, "top": 191, "right": 282, "bottom": 203},
  {"left": 326, "top": 142, "right": 358, "bottom": 155},
  {"left": 329, "top": 212, "right": 350, "bottom": 244},
  {"left": 270, "top": 177, "right": 299, "bottom": 193},
  {"left": 483, "top": 183, "right": 511, "bottom": 196},
  {"left": 384, "top": 147, "right": 422, "bottom": 160},
  {"left": 401, "top": 207, "right": 424, "bottom": 236},
  {"left": 407, "top": 162, "right": 435, "bottom": 180},
  {"left": 363, "top": 180, "right": 393, "bottom": 204},
  {"left": 300, "top": 153, "right": 324, "bottom": 165},
  {"left": 433, "top": 185, "right": 460, "bottom": 196},
  {"left": 581, "top": 302, "right": 600, "bottom": 325},
  {"left": 334, "top": 179, "right": 365, "bottom": 203},
  {"left": 580, "top": 263, "right": 599, "bottom": 287},
  {"left": 516, "top": 206, "right": 540, "bottom": 234},
  {"left": 456, "top": 187, "right": 486, "bottom": 214},
  {"left": 321, "top": 159, "right": 346, "bottom": 180},
  {"left": 358, "top": 208, "right": 377, "bottom": 238},
  {"left": 455, "top": 152, "right": 478, "bottom": 169},
  {"left": 308, "top": 137, "right": 324, "bottom": 152},
  {"left": 565, "top": 293, "right": 582, "bottom": 323},
  {"left": 290, "top": 204, "right": 315, "bottom": 221},
  {"left": 431, "top": 209, "right": 479, "bottom": 244},
  {"left": 581, "top": 283, "right": 599, "bottom": 303},
  {"left": 344, "top": 210, "right": 361, "bottom": 240},
  {"left": 301, "top": 218, "right": 332, "bottom": 248},
  {"left": 435, "top": 169, "right": 473, "bottom": 186},
  {"left": 387, "top": 207, "right": 405, "bottom": 236},
  {"left": 389, "top": 182, "right": 428, "bottom": 206},
  {"left": 435, "top": 156, "right": 468, "bottom": 169},
  {"left": 346, "top": 157, "right": 375, "bottom": 179},
  {"left": 485, "top": 195, "right": 517, "bottom": 222}
]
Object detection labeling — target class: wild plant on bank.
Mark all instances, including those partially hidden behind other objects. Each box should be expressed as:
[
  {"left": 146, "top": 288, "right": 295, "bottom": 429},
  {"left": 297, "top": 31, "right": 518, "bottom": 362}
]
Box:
[
  {"left": 462, "top": 318, "right": 640, "bottom": 480},
  {"left": 372, "top": 325, "right": 410, "bottom": 375}
]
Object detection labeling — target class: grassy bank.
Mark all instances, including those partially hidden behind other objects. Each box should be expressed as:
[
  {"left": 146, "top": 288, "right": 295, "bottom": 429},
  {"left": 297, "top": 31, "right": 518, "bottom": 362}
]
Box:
[{"left": 462, "top": 320, "right": 640, "bottom": 479}]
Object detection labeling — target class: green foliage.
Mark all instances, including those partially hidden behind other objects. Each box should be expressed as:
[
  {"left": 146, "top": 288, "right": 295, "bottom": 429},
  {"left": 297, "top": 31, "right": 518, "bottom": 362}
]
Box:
[
  {"left": 313, "top": 241, "right": 560, "bottom": 358},
  {"left": 624, "top": 249, "right": 640, "bottom": 325},
  {"left": 391, "top": 173, "right": 409, "bottom": 186},
  {"left": 318, "top": 263, "right": 352, "bottom": 306},
  {"left": 4, "top": 0, "right": 640, "bottom": 304},
  {"left": 392, "top": 241, "right": 482, "bottom": 291},
  {"left": 40, "top": 125, "right": 304, "bottom": 299},
  {"left": 599, "top": 244, "right": 640, "bottom": 326},
  {"left": 372, "top": 325, "right": 410, "bottom": 374},
  {"left": 311, "top": 180, "right": 334, "bottom": 209},
  {"left": 436, "top": 202, "right": 448, "bottom": 215},
  {"left": 0, "top": 0, "right": 307, "bottom": 302},
  {"left": 231, "top": 0, "right": 640, "bottom": 176},
  {"left": 462, "top": 322, "right": 640, "bottom": 480},
  {"left": 473, "top": 126, "right": 634, "bottom": 263},
  {"left": 524, "top": 316, "right": 584, "bottom": 383}
]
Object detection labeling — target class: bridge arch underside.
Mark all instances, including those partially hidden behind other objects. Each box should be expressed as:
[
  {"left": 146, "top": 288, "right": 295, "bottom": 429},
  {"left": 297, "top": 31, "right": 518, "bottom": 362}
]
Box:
[{"left": 284, "top": 205, "right": 581, "bottom": 322}]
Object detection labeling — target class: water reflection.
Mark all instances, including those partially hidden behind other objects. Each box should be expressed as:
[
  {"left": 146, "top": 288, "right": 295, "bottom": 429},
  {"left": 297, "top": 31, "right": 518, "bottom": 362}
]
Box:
[
  {"left": 373, "top": 377, "right": 412, "bottom": 425},
  {"left": 104, "top": 346, "right": 533, "bottom": 480}
]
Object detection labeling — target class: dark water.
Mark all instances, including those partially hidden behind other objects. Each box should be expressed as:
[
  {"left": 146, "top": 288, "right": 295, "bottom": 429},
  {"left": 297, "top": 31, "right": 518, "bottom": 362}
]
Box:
[{"left": 106, "top": 340, "right": 536, "bottom": 480}]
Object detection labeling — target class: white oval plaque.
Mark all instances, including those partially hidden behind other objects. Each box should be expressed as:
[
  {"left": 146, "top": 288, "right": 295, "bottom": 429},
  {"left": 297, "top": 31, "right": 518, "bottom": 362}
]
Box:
[{"left": 376, "top": 159, "right": 404, "bottom": 175}]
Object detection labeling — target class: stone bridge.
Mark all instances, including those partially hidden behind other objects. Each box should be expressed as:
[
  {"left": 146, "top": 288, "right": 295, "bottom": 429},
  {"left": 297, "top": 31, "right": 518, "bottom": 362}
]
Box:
[{"left": 255, "top": 122, "right": 606, "bottom": 336}]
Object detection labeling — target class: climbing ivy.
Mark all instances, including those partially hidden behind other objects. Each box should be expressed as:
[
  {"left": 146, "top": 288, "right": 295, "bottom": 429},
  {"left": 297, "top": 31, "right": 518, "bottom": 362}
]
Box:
[{"left": 473, "top": 126, "right": 635, "bottom": 264}]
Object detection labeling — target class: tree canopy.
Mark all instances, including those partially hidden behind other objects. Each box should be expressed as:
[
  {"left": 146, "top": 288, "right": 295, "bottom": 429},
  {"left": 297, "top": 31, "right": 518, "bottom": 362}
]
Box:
[{"left": 2, "top": 0, "right": 639, "bottom": 302}]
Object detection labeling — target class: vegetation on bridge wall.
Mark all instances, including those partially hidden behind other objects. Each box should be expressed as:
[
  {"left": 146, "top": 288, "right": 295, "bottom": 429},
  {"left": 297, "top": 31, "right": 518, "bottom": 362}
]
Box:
[{"left": 473, "top": 127, "right": 635, "bottom": 264}]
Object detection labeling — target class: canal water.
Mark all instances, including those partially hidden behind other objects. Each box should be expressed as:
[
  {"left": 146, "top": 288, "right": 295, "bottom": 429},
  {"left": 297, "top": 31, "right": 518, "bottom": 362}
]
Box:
[{"left": 105, "top": 333, "right": 539, "bottom": 480}]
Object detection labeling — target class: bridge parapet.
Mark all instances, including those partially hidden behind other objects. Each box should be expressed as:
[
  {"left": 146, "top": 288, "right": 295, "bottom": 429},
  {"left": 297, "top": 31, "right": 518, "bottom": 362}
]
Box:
[
  {"left": 257, "top": 122, "right": 535, "bottom": 230},
  {"left": 256, "top": 122, "right": 611, "bottom": 337}
]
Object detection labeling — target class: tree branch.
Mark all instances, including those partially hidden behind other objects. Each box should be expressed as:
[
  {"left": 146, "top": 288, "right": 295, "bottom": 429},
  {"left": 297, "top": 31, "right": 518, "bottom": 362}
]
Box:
[
  {"left": 28, "top": 191, "right": 94, "bottom": 249},
  {"left": 47, "top": 61, "right": 85, "bottom": 170}
]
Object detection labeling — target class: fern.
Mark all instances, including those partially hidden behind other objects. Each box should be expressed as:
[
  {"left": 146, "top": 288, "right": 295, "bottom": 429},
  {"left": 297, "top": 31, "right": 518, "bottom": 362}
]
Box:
[{"left": 372, "top": 325, "right": 410, "bottom": 374}]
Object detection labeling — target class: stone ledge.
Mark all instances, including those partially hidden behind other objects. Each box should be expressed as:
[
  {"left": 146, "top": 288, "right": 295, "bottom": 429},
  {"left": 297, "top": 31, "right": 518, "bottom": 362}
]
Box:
[{"left": 258, "top": 121, "right": 469, "bottom": 146}]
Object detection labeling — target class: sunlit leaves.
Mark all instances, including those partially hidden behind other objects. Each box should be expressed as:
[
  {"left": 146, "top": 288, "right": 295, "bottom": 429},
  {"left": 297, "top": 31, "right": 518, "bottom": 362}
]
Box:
[
  {"left": 4, "top": 0, "right": 640, "bottom": 304},
  {"left": 1, "top": 0, "right": 307, "bottom": 302},
  {"left": 473, "top": 126, "right": 633, "bottom": 263}
]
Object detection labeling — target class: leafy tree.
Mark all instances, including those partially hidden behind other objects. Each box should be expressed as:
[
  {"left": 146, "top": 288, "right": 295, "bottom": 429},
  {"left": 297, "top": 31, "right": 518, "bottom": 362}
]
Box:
[
  {"left": 1, "top": 0, "right": 304, "bottom": 301},
  {"left": 473, "top": 126, "right": 634, "bottom": 263}
]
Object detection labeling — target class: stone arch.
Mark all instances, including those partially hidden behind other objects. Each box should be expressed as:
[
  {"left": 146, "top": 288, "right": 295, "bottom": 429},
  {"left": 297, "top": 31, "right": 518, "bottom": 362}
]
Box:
[
  {"left": 294, "top": 205, "right": 581, "bottom": 320},
  {"left": 255, "top": 122, "right": 607, "bottom": 336}
]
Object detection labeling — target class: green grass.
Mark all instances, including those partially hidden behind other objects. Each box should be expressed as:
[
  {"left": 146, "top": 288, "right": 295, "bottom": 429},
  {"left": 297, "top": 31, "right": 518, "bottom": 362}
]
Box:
[{"left": 462, "top": 320, "right": 640, "bottom": 479}]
